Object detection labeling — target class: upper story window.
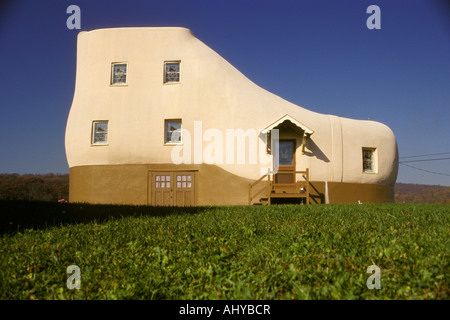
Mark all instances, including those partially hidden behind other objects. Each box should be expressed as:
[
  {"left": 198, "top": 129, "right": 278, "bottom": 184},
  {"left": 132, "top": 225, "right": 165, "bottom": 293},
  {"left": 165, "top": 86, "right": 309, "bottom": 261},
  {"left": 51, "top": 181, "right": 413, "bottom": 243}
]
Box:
[
  {"left": 92, "top": 121, "right": 108, "bottom": 145},
  {"left": 362, "top": 148, "right": 377, "bottom": 173},
  {"left": 165, "top": 119, "right": 182, "bottom": 144},
  {"left": 164, "top": 61, "right": 180, "bottom": 83},
  {"left": 111, "top": 63, "right": 127, "bottom": 85}
]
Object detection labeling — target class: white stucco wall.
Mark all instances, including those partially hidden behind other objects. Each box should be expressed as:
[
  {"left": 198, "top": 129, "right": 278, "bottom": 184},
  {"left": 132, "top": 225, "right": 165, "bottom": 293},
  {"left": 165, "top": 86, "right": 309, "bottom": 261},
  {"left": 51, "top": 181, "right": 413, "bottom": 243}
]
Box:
[{"left": 65, "top": 27, "right": 398, "bottom": 185}]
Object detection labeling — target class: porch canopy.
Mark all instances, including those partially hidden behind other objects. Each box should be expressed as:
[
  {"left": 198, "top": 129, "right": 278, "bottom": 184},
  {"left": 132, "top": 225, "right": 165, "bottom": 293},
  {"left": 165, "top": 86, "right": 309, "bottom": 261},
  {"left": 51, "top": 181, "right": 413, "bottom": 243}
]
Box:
[{"left": 261, "top": 114, "right": 314, "bottom": 154}]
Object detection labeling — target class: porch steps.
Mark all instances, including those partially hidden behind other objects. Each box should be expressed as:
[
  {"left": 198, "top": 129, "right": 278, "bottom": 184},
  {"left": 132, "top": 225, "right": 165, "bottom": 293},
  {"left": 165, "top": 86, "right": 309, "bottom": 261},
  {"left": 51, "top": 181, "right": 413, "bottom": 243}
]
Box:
[{"left": 248, "top": 169, "right": 310, "bottom": 205}]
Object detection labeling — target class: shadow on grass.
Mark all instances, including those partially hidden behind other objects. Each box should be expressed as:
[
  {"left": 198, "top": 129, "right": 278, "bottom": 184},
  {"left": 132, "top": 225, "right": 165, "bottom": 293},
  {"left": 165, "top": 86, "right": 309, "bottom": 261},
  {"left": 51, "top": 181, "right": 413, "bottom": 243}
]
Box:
[{"left": 0, "top": 200, "right": 212, "bottom": 235}]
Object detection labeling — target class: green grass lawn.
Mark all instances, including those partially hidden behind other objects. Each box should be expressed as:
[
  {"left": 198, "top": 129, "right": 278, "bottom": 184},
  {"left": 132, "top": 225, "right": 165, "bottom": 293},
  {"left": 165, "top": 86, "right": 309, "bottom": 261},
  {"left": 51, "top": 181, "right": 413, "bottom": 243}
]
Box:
[{"left": 0, "top": 201, "right": 448, "bottom": 299}]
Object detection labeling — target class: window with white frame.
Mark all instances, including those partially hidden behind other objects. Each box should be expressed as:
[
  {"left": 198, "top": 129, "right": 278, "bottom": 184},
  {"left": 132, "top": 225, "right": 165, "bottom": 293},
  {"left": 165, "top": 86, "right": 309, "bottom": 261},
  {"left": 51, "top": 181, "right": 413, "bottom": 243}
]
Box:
[
  {"left": 362, "top": 148, "right": 377, "bottom": 173},
  {"left": 164, "top": 61, "right": 180, "bottom": 83},
  {"left": 165, "top": 119, "right": 182, "bottom": 144},
  {"left": 92, "top": 121, "right": 108, "bottom": 145},
  {"left": 111, "top": 63, "right": 127, "bottom": 85}
]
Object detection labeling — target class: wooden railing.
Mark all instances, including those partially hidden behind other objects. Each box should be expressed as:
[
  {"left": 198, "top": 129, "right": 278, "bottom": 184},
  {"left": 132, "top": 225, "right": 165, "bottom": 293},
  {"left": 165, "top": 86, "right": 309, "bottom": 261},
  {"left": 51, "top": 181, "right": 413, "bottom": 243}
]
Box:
[
  {"left": 248, "top": 172, "right": 271, "bottom": 205},
  {"left": 248, "top": 169, "right": 310, "bottom": 205}
]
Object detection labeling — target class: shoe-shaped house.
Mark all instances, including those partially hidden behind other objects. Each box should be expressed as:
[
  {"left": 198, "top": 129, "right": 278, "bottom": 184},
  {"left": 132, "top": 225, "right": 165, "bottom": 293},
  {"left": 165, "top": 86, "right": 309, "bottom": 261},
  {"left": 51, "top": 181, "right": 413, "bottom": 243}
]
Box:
[{"left": 65, "top": 27, "right": 398, "bottom": 205}]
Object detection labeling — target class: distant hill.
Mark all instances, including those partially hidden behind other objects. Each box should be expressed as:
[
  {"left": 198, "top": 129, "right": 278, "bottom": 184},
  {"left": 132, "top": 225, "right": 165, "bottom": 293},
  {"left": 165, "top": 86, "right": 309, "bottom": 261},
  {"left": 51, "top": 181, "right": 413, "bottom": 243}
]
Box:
[
  {"left": 0, "top": 173, "right": 448, "bottom": 204},
  {"left": 395, "top": 183, "right": 449, "bottom": 204},
  {"left": 0, "top": 173, "right": 69, "bottom": 202}
]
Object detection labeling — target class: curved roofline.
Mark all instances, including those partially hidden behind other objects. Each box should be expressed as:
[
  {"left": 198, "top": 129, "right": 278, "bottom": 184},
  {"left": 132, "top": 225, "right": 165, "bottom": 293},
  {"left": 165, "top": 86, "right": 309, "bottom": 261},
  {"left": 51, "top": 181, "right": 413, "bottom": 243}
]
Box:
[{"left": 78, "top": 26, "right": 194, "bottom": 36}]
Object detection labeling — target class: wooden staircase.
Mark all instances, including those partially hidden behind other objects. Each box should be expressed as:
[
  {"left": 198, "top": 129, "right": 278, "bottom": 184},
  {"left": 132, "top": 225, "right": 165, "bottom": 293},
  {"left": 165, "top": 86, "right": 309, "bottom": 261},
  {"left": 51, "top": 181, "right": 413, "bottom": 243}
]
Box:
[{"left": 248, "top": 169, "right": 310, "bottom": 205}]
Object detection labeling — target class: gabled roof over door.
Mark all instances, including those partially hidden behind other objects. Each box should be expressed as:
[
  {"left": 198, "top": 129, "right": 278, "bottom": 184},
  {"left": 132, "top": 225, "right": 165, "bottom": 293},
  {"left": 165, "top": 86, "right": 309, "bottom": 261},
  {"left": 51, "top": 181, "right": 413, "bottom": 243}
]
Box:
[
  {"left": 261, "top": 114, "right": 314, "bottom": 155},
  {"left": 261, "top": 114, "right": 314, "bottom": 135}
]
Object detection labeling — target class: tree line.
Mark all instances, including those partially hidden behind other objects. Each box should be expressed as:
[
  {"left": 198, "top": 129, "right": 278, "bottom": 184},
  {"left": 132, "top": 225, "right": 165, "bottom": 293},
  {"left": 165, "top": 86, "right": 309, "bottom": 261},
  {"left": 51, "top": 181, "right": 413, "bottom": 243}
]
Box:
[
  {"left": 0, "top": 173, "right": 69, "bottom": 202},
  {"left": 394, "top": 183, "right": 449, "bottom": 204}
]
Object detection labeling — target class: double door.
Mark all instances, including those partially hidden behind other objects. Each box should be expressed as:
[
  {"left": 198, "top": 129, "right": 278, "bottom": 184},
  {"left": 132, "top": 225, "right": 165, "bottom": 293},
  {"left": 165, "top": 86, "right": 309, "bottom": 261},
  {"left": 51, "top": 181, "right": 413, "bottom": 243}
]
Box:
[{"left": 150, "top": 171, "right": 195, "bottom": 206}]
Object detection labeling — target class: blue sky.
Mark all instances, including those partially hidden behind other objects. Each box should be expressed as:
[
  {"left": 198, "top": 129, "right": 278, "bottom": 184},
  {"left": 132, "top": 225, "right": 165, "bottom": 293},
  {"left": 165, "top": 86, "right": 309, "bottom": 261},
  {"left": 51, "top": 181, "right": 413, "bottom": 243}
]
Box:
[{"left": 0, "top": 0, "right": 449, "bottom": 186}]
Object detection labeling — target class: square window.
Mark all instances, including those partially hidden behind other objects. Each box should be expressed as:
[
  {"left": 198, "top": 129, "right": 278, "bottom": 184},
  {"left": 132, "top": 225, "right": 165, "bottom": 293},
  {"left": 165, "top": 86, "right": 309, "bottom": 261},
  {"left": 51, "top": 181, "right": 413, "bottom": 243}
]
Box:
[
  {"left": 362, "top": 148, "right": 377, "bottom": 173},
  {"left": 164, "top": 61, "right": 180, "bottom": 83},
  {"left": 165, "top": 119, "right": 182, "bottom": 144},
  {"left": 92, "top": 121, "right": 108, "bottom": 145},
  {"left": 111, "top": 63, "right": 127, "bottom": 85}
]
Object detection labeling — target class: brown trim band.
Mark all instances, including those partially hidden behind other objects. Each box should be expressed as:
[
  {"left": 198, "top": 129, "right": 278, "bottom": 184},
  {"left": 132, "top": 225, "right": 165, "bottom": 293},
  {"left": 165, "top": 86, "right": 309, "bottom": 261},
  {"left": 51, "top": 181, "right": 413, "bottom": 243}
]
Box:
[{"left": 69, "top": 164, "right": 394, "bottom": 205}]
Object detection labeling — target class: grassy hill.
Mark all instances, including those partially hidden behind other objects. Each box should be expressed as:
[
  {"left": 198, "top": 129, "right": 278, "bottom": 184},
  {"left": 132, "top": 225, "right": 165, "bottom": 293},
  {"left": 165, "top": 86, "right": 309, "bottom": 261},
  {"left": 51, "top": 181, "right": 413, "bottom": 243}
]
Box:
[{"left": 0, "top": 201, "right": 448, "bottom": 300}]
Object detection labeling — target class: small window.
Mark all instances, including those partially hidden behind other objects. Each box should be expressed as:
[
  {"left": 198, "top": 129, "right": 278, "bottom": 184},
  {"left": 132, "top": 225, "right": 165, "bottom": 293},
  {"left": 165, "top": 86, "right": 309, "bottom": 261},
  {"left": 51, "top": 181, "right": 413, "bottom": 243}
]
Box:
[
  {"left": 92, "top": 121, "right": 108, "bottom": 145},
  {"left": 165, "top": 119, "right": 182, "bottom": 144},
  {"left": 176, "top": 175, "right": 192, "bottom": 188},
  {"left": 164, "top": 61, "right": 180, "bottom": 83},
  {"left": 111, "top": 63, "right": 127, "bottom": 85},
  {"left": 362, "top": 148, "right": 376, "bottom": 173},
  {"left": 155, "top": 175, "right": 171, "bottom": 188}
]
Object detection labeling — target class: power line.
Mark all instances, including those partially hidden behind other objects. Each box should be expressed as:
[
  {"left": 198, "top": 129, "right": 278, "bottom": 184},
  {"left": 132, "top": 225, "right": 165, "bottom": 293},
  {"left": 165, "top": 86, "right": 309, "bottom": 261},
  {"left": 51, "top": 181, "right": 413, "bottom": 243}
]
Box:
[
  {"left": 400, "top": 152, "right": 450, "bottom": 159},
  {"left": 400, "top": 163, "right": 450, "bottom": 177},
  {"left": 399, "top": 157, "right": 450, "bottom": 164}
]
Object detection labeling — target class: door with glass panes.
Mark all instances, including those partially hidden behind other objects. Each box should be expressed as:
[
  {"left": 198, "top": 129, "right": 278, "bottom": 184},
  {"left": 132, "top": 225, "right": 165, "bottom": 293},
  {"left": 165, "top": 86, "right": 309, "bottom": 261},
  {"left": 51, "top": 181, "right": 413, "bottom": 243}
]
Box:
[
  {"left": 274, "top": 139, "right": 296, "bottom": 187},
  {"left": 150, "top": 171, "right": 195, "bottom": 206}
]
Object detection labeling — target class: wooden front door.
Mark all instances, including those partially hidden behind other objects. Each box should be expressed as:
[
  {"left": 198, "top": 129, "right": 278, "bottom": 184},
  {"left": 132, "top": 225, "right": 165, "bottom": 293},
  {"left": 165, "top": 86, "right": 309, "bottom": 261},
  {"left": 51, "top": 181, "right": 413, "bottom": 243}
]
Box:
[
  {"left": 150, "top": 171, "right": 195, "bottom": 206},
  {"left": 275, "top": 139, "right": 296, "bottom": 185}
]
